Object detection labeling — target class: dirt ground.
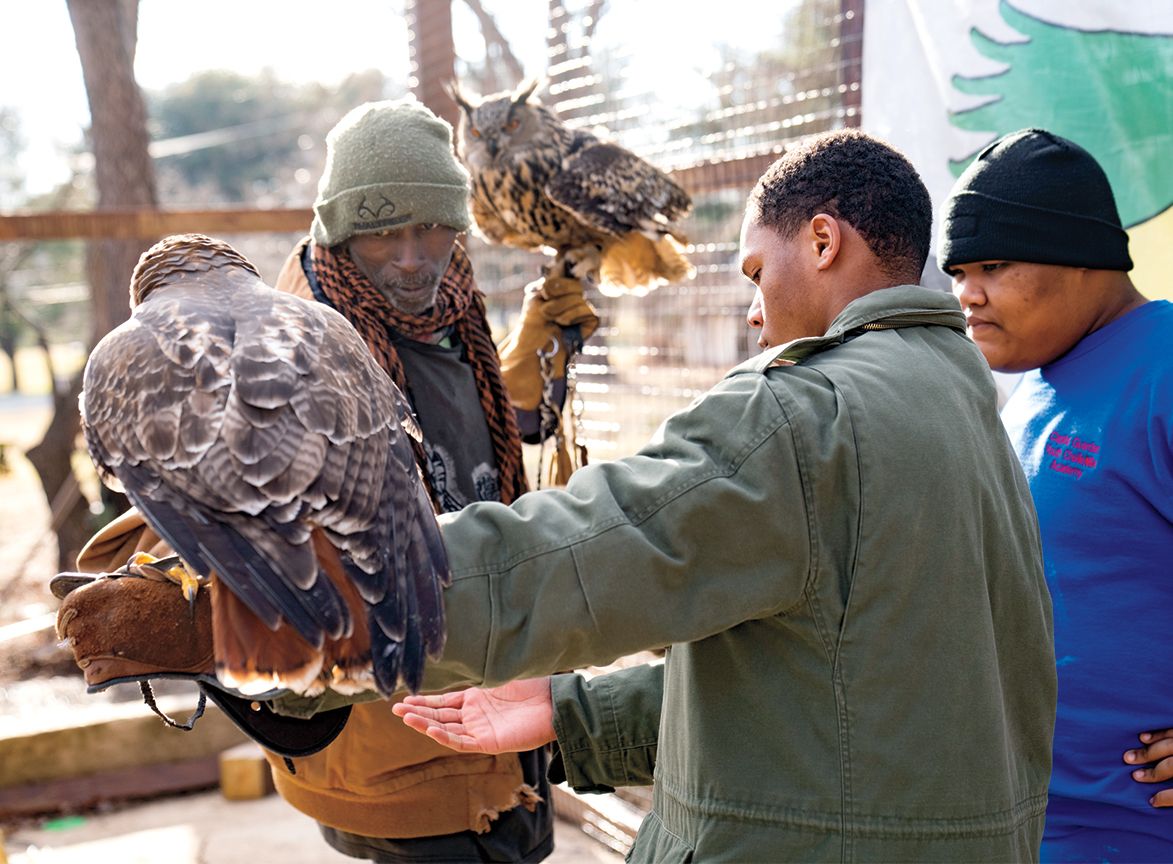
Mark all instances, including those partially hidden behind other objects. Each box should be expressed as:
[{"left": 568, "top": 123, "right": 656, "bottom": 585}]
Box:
[{"left": 1, "top": 787, "right": 624, "bottom": 863}]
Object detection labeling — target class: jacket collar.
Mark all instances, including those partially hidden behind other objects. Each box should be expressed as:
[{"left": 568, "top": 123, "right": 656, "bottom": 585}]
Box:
[{"left": 730, "top": 285, "right": 966, "bottom": 377}]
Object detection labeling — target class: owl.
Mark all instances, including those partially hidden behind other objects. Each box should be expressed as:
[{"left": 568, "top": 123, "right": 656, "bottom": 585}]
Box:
[
  {"left": 450, "top": 80, "right": 693, "bottom": 296},
  {"left": 81, "top": 234, "right": 449, "bottom": 697}
]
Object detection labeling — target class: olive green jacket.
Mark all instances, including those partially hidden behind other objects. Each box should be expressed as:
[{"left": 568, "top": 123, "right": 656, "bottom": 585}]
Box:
[{"left": 296, "top": 285, "right": 1056, "bottom": 861}]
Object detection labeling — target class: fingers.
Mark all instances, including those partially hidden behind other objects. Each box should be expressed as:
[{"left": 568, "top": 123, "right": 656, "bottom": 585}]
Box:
[
  {"left": 1129, "top": 765, "right": 1173, "bottom": 784},
  {"left": 392, "top": 703, "right": 465, "bottom": 724},
  {"left": 396, "top": 691, "right": 465, "bottom": 710},
  {"left": 1124, "top": 737, "right": 1173, "bottom": 781},
  {"left": 397, "top": 709, "right": 446, "bottom": 737},
  {"left": 1128, "top": 761, "right": 1173, "bottom": 784},
  {"left": 1139, "top": 728, "right": 1173, "bottom": 744},
  {"left": 396, "top": 708, "right": 484, "bottom": 753},
  {"left": 1149, "top": 788, "right": 1173, "bottom": 808},
  {"left": 424, "top": 726, "right": 482, "bottom": 752},
  {"left": 396, "top": 709, "right": 433, "bottom": 735},
  {"left": 1125, "top": 734, "right": 1173, "bottom": 806}
]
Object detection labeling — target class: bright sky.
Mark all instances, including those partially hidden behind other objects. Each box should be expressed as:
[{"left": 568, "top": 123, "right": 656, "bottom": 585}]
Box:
[
  {"left": 2, "top": 1, "right": 414, "bottom": 195},
  {"left": 1, "top": 0, "right": 791, "bottom": 200}
]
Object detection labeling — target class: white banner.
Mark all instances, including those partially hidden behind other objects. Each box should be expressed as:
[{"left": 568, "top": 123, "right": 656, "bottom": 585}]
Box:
[{"left": 862, "top": 0, "right": 1173, "bottom": 300}]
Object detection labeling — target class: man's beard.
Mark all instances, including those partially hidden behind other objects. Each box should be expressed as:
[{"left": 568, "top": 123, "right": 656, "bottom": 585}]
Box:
[{"left": 372, "top": 270, "right": 443, "bottom": 315}]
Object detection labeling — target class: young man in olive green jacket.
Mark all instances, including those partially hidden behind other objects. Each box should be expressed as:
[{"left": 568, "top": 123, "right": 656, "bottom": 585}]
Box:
[{"left": 327, "top": 130, "right": 1057, "bottom": 862}]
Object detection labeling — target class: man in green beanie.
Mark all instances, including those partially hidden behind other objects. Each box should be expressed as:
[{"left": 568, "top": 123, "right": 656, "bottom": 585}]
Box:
[
  {"left": 267, "top": 97, "right": 557, "bottom": 864},
  {"left": 62, "top": 98, "right": 558, "bottom": 864},
  {"left": 939, "top": 128, "right": 1173, "bottom": 863}
]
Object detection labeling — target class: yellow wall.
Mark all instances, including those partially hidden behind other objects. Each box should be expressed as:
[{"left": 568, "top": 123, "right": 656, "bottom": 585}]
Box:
[{"left": 1129, "top": 207, "right": 1173, "bottom": 302}]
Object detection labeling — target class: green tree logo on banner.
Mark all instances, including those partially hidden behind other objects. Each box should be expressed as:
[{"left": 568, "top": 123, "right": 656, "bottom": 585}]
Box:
[{"left": 948, "top": 0, "right": 1173, "bottom": 229}]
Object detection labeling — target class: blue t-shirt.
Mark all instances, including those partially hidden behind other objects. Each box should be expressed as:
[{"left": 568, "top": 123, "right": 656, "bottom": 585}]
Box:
[{"left": 1001, "top": 300, "right": 1173, "bottom": 858}]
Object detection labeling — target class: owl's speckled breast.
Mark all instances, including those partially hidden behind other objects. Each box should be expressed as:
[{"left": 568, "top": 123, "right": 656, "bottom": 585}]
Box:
[{"left": 470, "top": 145, "right": 601, "bottom": 251}]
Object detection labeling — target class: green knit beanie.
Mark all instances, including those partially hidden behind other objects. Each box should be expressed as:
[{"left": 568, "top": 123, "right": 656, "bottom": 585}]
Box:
[{"left": 311, "top": 99, "right": 471, "bottom": 248}]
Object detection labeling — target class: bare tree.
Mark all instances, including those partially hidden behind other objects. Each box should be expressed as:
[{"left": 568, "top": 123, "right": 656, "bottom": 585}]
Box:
[
  {"left": 24, "top": 0, "right": 156, "bottom": 569},
  {"left": 459, "top": 0, "right": 525, "bottom": 92},
  {"left": 408, "top": 0, "right": 459, "bottom": 128},
  {"left": 67, "top": 0, "right": 156, "bottom": 344},
  {"left": 0, "top": 165, "right": 84, "bottom": 396},
  {"left": 0, "top": 110, "right": 27, "bottom": 390},
  {"left": 580, "top": 0, "right": 607, "bottom": 47},
  {"left": 547, "top": 0, "right": 607, "bottom": 65},
  {"left": 0, "top": 246, "right": 36, "bottom": 393}
]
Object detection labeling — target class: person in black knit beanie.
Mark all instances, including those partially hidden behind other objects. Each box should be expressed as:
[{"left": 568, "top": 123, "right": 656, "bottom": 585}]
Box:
[{"left": 941, "top": 128, "right": 1173, "bottom": 864}]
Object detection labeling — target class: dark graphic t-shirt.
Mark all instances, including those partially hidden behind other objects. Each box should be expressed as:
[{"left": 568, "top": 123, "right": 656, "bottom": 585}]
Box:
[{"left": 392, "top": 329, "right": 501, "bottom": 513}]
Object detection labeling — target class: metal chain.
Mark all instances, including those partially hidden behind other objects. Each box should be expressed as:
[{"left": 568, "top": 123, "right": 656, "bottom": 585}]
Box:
[
  {"left": 566, "top": 352, "right": 588, "bottom": 469},
  {"left": 536, "top": 335, "right": 560, "bottom": 489},
  {"left": 139, "top": 680, "right": 207, "bottom": 731},
  {"left": 537, "top": 335, "right": 561, "bottom": 441},
  {"left": 535, "top": 328, "right": 590, "bottom": 487}
]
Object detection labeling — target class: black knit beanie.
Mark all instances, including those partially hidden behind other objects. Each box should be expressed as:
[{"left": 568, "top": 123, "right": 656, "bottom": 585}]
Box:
[{"left": 938, "top": 128, "right": 1132, "bottom": 272}]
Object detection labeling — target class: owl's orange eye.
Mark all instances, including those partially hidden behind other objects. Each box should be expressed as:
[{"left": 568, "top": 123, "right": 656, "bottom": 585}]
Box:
[
  {"left": 470, "top": 127, "right": 481, "bottom": 138},
  {"left": 505, "top": 119, "right": 520, "bottom": 132}
]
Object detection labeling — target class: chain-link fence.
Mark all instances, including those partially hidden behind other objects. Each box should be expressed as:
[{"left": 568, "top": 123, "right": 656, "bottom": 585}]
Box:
[{"left": 430, "top": 0, "right": 862, "bottom": 460}]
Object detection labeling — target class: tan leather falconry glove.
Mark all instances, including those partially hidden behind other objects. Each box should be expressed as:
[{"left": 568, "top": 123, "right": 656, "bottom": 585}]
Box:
[
  {"left": 498, "top": 276, "right": 599, "bottom": 486},
  {"left": 499, "top": 276, "right": 599, "bottom": 443}
]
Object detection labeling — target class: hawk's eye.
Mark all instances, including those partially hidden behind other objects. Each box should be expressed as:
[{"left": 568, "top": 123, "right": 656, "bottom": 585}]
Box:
[
  {"left": 470, "top": 127, "right": 482, "bottom": 138},
  {"left": 505, "top": 118, "right": 520, "bottom": 132}
]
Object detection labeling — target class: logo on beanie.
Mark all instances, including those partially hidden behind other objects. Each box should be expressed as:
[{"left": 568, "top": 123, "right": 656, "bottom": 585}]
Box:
[{"left": 354, "top": 195, "right": 411, "bottom": 232}]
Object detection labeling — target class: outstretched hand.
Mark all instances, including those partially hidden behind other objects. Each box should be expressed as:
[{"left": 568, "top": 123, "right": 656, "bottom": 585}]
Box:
[
  {"left": 392, "top": 677, "right": 556, "bottom": 754},
  {"left": 1124, "top": 727, "right": 1173, "bottom": 807}
]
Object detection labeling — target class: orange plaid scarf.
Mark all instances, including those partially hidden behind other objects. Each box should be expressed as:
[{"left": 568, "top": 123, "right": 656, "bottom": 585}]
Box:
[{"left": 309, "top": 240, "right": 527, "bottom": 505}]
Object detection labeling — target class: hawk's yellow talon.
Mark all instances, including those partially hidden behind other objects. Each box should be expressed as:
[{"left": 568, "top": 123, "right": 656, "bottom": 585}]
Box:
[
  {"left": 168, "top": 564, "right": 202, "bottom": 604},
  {"left": 130, "top": 551, "right": 160, "bottom": 566}
]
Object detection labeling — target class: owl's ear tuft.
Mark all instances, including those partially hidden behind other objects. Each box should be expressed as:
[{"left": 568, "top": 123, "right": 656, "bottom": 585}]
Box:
[
  {"left": 445, "top": 80, "right": 476, "bottom": 115},
  {"left": 512, "top": 79, "right": 543, "bottom": 106}
]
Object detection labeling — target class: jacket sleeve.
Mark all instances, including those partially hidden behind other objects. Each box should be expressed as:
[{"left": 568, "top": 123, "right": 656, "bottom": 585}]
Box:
[
  {"left": 548, "top": 664, "right": 663, "bottom": 792},
  {"left": 76, "top": 507, "right": 172, "bottom": 572},
  {"left": 423, "top": 371, "right": 815, "bottom": 692},
  {"left": 272, "top": 237, "right": 315, "bottom": 300}
]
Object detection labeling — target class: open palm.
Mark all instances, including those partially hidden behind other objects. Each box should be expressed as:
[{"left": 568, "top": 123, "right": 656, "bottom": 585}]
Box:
[{"left": 392, "top": 677, "right": 556, "bottom": 754}]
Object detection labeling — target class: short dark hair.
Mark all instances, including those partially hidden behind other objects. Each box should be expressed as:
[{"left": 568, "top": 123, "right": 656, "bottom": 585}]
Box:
[{"left": 747, "top": 129, "right": 932, "bottom": 282}]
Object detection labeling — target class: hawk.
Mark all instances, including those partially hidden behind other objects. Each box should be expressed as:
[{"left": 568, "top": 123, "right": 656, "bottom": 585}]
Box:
[
  {"left": 451, "top": 80, "right": 694, "bottom": 296},
  {"left": 80, "top": 234, "right": 449, "bottom": 698}
]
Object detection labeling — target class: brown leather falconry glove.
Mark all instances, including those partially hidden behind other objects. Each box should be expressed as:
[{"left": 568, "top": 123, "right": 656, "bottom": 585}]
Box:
[
  {"left": 52, "top": 524, "right": 351, "bottom": 758},
  {"left": 53, "top": 555, "right": 214, "bottom": 692}
]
